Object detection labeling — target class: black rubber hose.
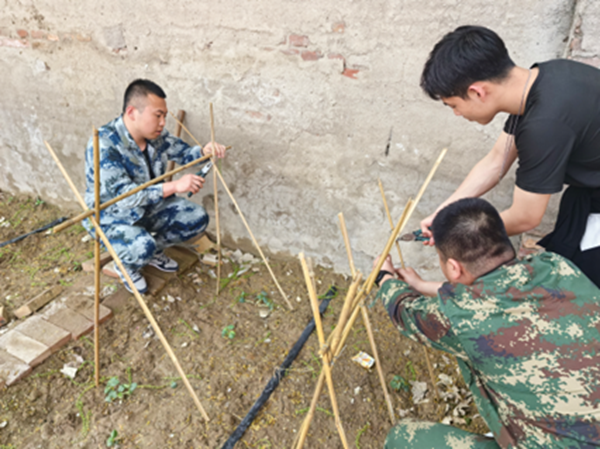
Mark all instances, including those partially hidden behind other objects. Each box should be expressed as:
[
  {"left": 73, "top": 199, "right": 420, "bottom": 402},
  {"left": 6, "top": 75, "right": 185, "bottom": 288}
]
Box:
[
  {"left": 221, "top": 285, "right": 338, "bottom": 449},
  {"left": 0, "top": 217, "right": 67, "bottom": 249}
]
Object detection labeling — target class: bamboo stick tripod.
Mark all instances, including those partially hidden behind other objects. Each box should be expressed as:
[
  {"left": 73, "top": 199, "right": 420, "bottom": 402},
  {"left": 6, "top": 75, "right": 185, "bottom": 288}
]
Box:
[{"left": 294, "top": 147, "right": 447, "bottom": 448}]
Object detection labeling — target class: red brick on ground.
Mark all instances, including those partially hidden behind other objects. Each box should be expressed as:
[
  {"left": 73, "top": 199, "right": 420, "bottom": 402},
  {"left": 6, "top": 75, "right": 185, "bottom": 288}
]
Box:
[
  {"left": 62, "top": 296, "right": 113, "bottom": 325},
  {"left": 14, "top": 285, "right": 63, "bottom": 319},
  {"left": 82, "top": 251, "right": 112, "bottom": 272},
  {"left": 0, "top": 330, "right": 51, "bottom": 367},
  {"left": 14, "top": 316, "right": 71, "bottom": 353},
  {"left": 167, "top": 245, "right": 198, "bottom": 272},
  {"left": 102, "top": 261, "right": 119, "bottom": 279},
  {"left": 43, "top": 305, "right": 93, "bottom": 340},
  {"left": 101, "top": 288, "right": 132, "bottom": 313},
  {"left": 0, "top": 349, "right": 32, "bottom": 386}
]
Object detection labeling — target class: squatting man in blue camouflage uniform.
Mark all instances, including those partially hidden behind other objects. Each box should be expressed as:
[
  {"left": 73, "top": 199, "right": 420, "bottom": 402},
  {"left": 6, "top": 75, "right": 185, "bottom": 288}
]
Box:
[
  {"left": 83, "top": 79, "right": 226, "bottom": 293},
  {"left": 374, "top": 198, "right": 600, "bottom": 448}
]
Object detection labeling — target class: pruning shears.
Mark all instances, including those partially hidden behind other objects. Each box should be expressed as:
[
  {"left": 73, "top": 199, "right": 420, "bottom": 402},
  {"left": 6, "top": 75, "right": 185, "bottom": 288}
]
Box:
[
  {"left": 187, "top": 161, "right": 213, "bottom": 197},
  {"left": 398, "top": 229, "right": 431, "bottom": 243}
]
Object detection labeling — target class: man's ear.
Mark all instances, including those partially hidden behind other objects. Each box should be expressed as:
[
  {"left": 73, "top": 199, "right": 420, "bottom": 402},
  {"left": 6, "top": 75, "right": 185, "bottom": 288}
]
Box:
[
  {"left": 444, "top": 257, "right": 465, "bottom": 283},
  {"left": 124, "top": 105, "right": 138, "bottom": 121},
  {"left": 467, "top": 82, "right": 488, "bottom": 101}
]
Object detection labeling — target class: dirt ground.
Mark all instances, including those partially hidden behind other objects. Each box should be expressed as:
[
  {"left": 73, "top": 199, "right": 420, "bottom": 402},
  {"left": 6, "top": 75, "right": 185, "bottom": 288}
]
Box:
[{"left": 0, "top": 191, "right": 489, "bottom": 448}]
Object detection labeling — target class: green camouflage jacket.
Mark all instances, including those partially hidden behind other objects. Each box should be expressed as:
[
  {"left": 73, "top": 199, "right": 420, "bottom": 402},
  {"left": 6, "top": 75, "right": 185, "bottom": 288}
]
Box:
[{"left": 377, "top": 251, "right": 600, "bottom": 448}]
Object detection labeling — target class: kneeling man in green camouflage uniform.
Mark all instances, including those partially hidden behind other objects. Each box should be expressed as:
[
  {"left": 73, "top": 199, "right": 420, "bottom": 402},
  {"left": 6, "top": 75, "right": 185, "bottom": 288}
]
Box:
[{"left": 374, "top": 198, "right": 600, "bottom": 448}]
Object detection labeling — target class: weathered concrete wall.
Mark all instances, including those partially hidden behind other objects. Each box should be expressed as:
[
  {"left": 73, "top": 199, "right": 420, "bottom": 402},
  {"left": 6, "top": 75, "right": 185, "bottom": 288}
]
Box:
[{"left": 0, "top": 1, "right": 579, "bottom": 275}]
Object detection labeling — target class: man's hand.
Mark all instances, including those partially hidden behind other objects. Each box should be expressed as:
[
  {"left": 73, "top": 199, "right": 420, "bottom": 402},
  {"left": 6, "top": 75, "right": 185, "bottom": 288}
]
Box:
[
  {"left": 176, "top": 174, "right": 205, "bottom": 194},
  {"left": 420, "top": 214, "right": 436, "bottom": 246},
  {"left": 202, "top": 142, "right": 227, "bottom": 158},
  {"left": 396, "top": 266, "right": 443, "bottom": 297}
]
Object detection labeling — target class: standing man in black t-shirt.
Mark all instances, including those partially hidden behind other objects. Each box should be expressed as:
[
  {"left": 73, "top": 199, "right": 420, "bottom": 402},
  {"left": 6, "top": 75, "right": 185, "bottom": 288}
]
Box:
[{"left": 418, "top": 25, "right": 600, "bottom": 285}]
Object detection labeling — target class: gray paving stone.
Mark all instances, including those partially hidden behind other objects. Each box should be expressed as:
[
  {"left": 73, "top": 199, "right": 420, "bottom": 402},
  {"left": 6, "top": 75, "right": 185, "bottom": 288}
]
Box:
[
  {"left": 0, "top": 330, "right": 51, "bottom": 366},
  {"left": 14, "top": 316, "right": 71, "bottom": 353},
  {"left": 0, "top": 348, "right": 32, "bottom": 386}
]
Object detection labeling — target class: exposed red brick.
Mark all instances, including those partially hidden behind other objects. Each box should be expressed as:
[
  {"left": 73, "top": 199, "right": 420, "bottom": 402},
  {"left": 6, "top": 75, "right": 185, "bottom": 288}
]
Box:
[
  {"left": 0, "top": 38, "right": 28, "bottom": 48},
  {"left": 328, "top": 53, "right": 345, "bottom": 61},
  {"left": 332, "top": 22, "right": 345, "bottom": 33},
  {"left": 31, "top": 30, "right": 46, "bottom": 39},
  {"left": 574, "top": 56, "right": 600, "bottom": 68},
  {"left": 280, "top": 48, "right": 299, "bottom": 56},
  {"left": 76, "top": 33, "right": 91, "bottom": 42},
  {"left": 301, "top": 50, "right": 322, "bottom": 61},
  {"left": 47, "top": 33, "right": 59, "bottom": 42},
  {"left": 16, "top": 29, "right": 28, "bottom": 38},
  {"left": 342, "top": 68, "right": 360, "bottom": 79},
  {"left": 289, "top": 34, "right": 309, "bottom": 47},
  {"left": 246, "top": 110, "right": 264, "bottom": 119}
]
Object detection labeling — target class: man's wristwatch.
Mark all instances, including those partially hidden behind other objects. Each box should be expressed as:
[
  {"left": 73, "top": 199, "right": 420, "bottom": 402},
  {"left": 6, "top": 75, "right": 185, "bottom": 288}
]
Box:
[{"left": 375, "top": 270, "right": 394, "bottom": 287}]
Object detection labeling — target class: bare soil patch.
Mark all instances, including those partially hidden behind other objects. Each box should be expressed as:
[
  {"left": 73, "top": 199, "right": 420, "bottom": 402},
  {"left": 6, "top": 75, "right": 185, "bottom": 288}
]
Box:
[{"left": 0, "top": 191, "right": 488, "bottom": 448}]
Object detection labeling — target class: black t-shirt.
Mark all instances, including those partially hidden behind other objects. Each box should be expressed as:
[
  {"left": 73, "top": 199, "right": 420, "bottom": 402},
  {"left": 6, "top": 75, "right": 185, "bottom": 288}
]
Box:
[{"left": 504, "top": 59, "right": 600, "bottom": 194}]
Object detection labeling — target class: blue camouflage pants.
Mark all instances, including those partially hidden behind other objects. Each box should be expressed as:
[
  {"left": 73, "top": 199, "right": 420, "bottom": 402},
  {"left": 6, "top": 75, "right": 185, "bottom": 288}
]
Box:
[
  {"left": 98, "top": 196, "right": 208, "bottom": 272},
  {"left": 385, "top": 419, "right": 499, "bottom": 449}
]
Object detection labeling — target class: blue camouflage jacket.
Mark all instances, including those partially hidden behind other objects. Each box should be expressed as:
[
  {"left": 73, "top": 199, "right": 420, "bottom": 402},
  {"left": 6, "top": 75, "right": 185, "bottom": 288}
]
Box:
[
  {"left": 83, "top": 115, "right": 203, "bottom": 227},
  {"left": 377, "top": 251, "right": 600, "bottom": 448}
]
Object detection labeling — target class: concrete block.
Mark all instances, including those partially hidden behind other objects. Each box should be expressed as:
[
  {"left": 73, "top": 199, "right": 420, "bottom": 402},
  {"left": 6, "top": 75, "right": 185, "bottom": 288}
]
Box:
[
  {"left": 43, "top": 305, "right": 93, "bottom": 340},
  {"left": 82, "top": 251, "right": 112, "bottom": 272},
  {"left": 0, "top": 349, "right": 32, "bottom": 386},
  {"left": 14, "top": 285, "right": 63, "bottom": 319},
  {"left": 62, "top": 296, "right": 113, "bottom": 325},
  {"left": 14, "top": 316, "right": 71, "bottom": 353},
  {"left": 0, "top": 330, "right": 51, "bottom": 367}
]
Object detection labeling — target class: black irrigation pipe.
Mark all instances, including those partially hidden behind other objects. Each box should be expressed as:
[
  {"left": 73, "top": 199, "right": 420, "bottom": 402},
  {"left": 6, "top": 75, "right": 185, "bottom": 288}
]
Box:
[
  {"left": 221, "top": 285, "right": 338, "bottom": 449},
  {"left": 0, "top": 217, "right": 67, "bottom": 249}
]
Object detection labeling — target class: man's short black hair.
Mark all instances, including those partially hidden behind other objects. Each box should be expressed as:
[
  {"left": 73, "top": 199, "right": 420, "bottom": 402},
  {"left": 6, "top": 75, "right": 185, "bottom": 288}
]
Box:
[
  {"left": 421, "top": 25, "right": 515, "bottom": 100},
  {"left": 432, "top": 198, "right": 515, "bottom": 273},
  {"left": 123, "top": 79, "right": 166, "bottom": 113}
]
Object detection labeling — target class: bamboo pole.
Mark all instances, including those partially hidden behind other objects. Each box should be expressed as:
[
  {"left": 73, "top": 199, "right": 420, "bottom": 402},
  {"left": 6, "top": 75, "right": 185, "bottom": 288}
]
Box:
[
  {"left": 406, "top": 148, "right": 447, "bottom": 219},
  {"left": 44, "top": 140, "right": 210, "bottom": 421},
  {"left": 210, "top": 104, "right": 221, "bottom": 296},
  {"left": 337, "top": 213, "right": 356, "bottom": 276},
  {"left": 338, "top": 212, "right": 395, "bottom": 424},
  {"left": 378, "top": 178, "right": 405, "bottom": 268},
  {"left": 299, "top": 253, "right": 349, "bottom": 449},
  {"left": 53, "top": 152, "right": 216, "bottom": 233},
  {"left": 378, "top": 180, "right": 438, "bottom": 399},
  {"left": 329, "top": 272, "right": 361, "bottom": 359},
  {"left": 165, "top": 110, "right": 186, "bottom": 182},
  {"left": 169, "top": 112, "right": 294, "bottom": 311},
  {"left": 93, "top": 128, "right": 101, "bottom": 388}
]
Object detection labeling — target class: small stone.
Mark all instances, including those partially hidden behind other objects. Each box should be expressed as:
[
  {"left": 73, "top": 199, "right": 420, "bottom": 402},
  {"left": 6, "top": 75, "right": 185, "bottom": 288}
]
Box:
[
  {"left": 181, "top": 342, "right": 188, "bottom": 348},
  {"left": 296, "top": 296, "right": 302, "bottom": 303},
  {"left": 0, "top": 420, "right": 7, "bottom": 428},
  {"left": 259, "top": 309, "right": 270, "bottom": 318},
  {"left": 166, "top": 295, "right": 175, "bottom": 303},
  {"left": 81, "top": 234, "right": 92, "bottom": 243}
]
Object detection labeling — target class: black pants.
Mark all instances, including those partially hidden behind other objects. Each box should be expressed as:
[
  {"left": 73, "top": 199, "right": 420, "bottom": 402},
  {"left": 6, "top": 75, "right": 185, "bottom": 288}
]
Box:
[{"left": 538, "top": 186, "right": 600, "bottom": 287}]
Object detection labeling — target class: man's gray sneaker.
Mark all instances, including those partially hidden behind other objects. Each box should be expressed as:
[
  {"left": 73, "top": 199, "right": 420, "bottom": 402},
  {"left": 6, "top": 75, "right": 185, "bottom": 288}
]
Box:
[
  {"left": 115, "top": 263, "right": 148, "bottom": 294},
  {"left": 148, "top": 251, "right": 179, "bottom": 272}
]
